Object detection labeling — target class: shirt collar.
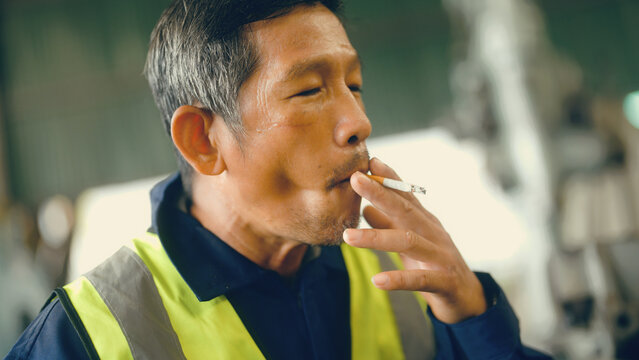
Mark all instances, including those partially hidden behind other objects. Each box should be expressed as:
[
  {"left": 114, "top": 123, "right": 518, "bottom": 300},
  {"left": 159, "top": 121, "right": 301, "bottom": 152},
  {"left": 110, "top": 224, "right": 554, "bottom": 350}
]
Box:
[{"left": 149, "top": 173, "right": 345, "bottom": 302}]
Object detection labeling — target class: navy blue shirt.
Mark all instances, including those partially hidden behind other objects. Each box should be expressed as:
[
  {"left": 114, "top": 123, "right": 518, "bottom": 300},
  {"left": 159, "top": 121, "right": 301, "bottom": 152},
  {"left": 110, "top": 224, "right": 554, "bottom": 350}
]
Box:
[{"left": 6, "top": 173, "right": 551, "bottom": 359}]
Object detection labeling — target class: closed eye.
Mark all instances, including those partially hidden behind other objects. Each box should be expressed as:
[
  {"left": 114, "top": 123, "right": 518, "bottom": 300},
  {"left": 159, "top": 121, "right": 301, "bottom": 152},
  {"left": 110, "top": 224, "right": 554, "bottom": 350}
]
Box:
[{"left": 296, "top": 88, "right": 321, "bottom": 97}]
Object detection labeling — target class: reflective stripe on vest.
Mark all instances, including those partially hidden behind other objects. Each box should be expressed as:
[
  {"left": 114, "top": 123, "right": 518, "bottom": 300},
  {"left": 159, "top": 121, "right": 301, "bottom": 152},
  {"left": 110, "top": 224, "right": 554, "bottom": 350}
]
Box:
[
  {"left": 62, "top": 233, "right": 434, "bottom": 359},
  {"left": 86, "top": 246, "right": 186, "bottom": 360},
  {"left": 374, "top": 251, "right": 435, "bottom": 360}
]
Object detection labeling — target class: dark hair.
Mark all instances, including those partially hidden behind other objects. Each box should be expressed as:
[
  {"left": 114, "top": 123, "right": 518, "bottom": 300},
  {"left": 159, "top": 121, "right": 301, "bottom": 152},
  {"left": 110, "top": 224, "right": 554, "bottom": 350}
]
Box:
[{"left": 144, "top": 0, "right": 343, "bottom": 198}]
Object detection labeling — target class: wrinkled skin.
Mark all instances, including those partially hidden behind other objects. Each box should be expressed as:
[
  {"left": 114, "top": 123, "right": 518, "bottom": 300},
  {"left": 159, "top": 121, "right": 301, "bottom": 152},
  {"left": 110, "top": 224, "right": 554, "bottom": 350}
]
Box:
[{"left": 175, "top": 4, "right": 486, "bottom": 323}]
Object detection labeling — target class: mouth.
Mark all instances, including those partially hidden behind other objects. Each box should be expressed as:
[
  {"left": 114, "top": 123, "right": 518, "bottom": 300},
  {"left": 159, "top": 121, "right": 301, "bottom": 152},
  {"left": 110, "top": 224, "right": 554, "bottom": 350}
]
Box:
[
  {"left": 325, "top": 150, "right": 371, "bottom": 190},
  {"left": 328, "top": 166, "right": 369, "bottom": 190},
  {"left": 333, "top": 178, "right": 352, "bottom": 189}
]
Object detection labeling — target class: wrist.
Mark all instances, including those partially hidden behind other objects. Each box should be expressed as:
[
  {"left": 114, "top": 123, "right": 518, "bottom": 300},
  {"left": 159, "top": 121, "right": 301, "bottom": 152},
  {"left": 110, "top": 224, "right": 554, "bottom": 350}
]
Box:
[{"left": 422, "top": 274, "right": 487, "bottom": 324}]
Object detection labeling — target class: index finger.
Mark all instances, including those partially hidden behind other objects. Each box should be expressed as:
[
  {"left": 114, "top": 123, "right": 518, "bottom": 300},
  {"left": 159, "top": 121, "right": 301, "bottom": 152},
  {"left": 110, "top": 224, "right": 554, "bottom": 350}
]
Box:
[
  {"left": 369, "top": 158, "right": 439, "bottom": 224},
  {"left": 350, "top": 171, "right": 424, "bottom": 229},
  {"left": 369, "top": 157, "right": 421, "bottom": 206}
]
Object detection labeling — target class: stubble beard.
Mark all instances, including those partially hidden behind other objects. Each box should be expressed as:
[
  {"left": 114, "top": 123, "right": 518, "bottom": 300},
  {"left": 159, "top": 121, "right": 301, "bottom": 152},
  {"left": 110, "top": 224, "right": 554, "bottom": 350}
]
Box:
[
  {"left": 290, "top": 207, "right": 361, "bottom": 246},
  {"left": 288, "top": 149, "right": 369, "bottom": 246}
]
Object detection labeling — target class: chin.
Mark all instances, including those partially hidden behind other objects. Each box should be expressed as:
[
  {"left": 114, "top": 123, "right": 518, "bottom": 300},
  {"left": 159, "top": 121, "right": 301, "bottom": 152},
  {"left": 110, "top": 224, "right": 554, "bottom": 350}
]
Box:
[
  {"left": 292, "top": 208, "right": 361, "bottom": 247},
  {"left": 285, "top": 188, "right": 363, "bottom": 246}
]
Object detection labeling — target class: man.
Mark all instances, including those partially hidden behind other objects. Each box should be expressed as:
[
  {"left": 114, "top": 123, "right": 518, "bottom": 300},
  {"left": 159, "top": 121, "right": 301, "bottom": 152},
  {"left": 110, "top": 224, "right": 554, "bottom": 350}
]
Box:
[{"left": 7, "top": 1, "right": 551, "bottom": 359}]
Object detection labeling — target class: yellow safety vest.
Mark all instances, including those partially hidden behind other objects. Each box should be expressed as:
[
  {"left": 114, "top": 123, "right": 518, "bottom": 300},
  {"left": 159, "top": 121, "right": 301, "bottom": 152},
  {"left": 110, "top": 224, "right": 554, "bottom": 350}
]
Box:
[{"left": 54, "top": 233, "right": 434, "bottom": 359}]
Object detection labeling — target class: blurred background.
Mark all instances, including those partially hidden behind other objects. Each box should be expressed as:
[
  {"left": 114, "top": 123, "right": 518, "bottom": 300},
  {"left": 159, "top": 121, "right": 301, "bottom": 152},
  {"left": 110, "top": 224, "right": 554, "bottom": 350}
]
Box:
[{"left": 1, "top": 0, "right": 639, "bottom": 358}]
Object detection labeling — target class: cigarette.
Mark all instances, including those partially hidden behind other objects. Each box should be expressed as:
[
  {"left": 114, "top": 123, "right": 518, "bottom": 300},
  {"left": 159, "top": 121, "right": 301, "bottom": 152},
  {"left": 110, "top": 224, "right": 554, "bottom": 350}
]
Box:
[{"left": 366, "top": 175, "right": 427, "bottom": 195}]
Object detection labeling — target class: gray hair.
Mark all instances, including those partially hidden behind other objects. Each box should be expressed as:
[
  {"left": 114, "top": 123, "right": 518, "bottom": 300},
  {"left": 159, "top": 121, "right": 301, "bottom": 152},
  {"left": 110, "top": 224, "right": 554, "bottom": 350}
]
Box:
[{"left": 144, "top": 0, "right": 343, "bottom": 197}]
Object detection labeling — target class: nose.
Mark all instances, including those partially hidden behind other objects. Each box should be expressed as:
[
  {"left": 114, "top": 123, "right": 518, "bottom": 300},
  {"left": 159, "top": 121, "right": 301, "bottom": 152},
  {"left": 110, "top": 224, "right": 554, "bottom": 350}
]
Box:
[{"left": 333, "top": 89, "right": 372, "bottom": 147}]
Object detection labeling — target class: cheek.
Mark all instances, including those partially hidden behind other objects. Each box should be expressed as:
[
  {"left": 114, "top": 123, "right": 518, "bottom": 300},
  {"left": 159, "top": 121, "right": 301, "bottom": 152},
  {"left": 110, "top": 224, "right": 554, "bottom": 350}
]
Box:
[
  {"left": 227, "top": 140, "right": 298, "bottom": 206},
  {"left": 258, "top": 99, "right": 325, "bottom": 131},
  {"left": 278, "top": 129, "right": 336, "bottom": 187},
  {"left": 227, "top": 115, "right": 337, "bottom": 202}
]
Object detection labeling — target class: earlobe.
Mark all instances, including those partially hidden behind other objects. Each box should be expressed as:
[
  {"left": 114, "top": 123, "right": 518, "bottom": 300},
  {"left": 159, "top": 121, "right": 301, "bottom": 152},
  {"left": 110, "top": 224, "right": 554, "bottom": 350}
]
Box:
[{"left": 171, "top": 105, "right": 226, "bottom": 176}]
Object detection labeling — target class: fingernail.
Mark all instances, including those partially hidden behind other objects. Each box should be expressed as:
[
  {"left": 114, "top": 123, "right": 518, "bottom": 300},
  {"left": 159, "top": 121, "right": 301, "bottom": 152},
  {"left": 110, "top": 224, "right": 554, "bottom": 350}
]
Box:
[
  {"left": 343, "top": 229, "right": 359, "bottom": 244},
  {"left": 343, "top": 229, "right": 354, "bottom": 243},
  {"left": 372, "top": 274, "right": 389, "bottom": 287},
  {"left": 355, "top": 171, "right": 371, "bottom": 184}
]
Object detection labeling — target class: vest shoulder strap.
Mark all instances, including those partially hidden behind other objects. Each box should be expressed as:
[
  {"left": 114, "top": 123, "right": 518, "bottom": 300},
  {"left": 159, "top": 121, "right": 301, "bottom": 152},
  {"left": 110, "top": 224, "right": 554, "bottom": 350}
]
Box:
[
  {"left": 63, "top": 245, "right": 185, "bottom": 360},
  {"left": 62, "top": 233, "right": 265, "bottom": 360},
  {"left": 130, "top": 233, "right": 265, "bottom": 360}
]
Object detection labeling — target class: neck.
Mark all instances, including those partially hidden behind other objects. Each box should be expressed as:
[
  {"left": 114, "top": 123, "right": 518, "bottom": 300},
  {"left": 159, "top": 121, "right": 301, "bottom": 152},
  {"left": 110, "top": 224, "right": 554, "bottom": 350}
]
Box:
[{"left": 189, "top": 176, "right": 308, "bottom": 277}]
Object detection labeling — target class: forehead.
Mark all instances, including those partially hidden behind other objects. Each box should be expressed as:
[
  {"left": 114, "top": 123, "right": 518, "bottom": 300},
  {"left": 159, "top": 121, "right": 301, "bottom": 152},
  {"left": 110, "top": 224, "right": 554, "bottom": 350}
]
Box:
[{"left": 247, "top": 4, "right": 357, "bottom": 75}]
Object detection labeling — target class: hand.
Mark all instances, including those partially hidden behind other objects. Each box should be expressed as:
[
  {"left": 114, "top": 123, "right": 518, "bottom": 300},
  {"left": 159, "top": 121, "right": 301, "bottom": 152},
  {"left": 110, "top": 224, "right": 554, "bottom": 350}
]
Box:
[{"left": 343, "top": 158, "right": 487, "bottom": 324}]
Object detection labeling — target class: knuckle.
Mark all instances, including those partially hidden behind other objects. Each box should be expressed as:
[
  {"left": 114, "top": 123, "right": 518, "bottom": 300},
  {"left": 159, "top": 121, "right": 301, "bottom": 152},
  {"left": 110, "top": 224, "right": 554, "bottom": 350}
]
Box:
[
  {"left": 446, "top": 263, "right": 459, "bottom": 276},
  {"left": 373, "top": 183, "right": 387, "bottom": 199},
  {"left": 394, "top": 273, "right": 406, "bottom": 288},
  {"left": 418, "top": 272, "right": 430, "bottom": 289},
  {"left": 404, "top": 230, "right": 418, "bottom": 251},
  {"left": 400, "top": 199, "right": 414, "bottom": 216},
  {"left": 412, "top": 198, "right": 427, "bottom": 211},
  {"left": 368, "top": 229, "right": 379, "bottom": 244},
  {"left": 445, "top": 268, "right": 460, "bottom": 293}
]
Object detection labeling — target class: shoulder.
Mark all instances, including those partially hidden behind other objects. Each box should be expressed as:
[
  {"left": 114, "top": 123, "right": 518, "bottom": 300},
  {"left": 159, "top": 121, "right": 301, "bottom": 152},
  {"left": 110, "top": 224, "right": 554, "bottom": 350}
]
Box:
[{"left": 5, "top": 297, "right": 89, "bottom": 360}]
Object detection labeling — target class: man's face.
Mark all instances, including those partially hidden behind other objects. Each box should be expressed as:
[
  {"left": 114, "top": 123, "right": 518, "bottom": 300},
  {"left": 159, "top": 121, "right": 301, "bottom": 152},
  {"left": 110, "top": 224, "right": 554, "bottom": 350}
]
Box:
[{"left": 219, "top": 4, "right": 371, "bottom": 245}]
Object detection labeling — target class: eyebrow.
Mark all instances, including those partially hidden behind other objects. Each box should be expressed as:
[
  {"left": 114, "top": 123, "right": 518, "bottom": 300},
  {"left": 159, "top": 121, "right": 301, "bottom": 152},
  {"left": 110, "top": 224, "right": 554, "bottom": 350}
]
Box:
[{"left": 281, "top": 53, "right": 363, "bottom": 83}]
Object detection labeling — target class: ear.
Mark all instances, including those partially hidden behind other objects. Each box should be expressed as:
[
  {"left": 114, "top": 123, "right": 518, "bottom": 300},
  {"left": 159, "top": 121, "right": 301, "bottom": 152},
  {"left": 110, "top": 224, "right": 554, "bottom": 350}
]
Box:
[{"left": 171, "top": 105, "right": 226, "bottom": 175}]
